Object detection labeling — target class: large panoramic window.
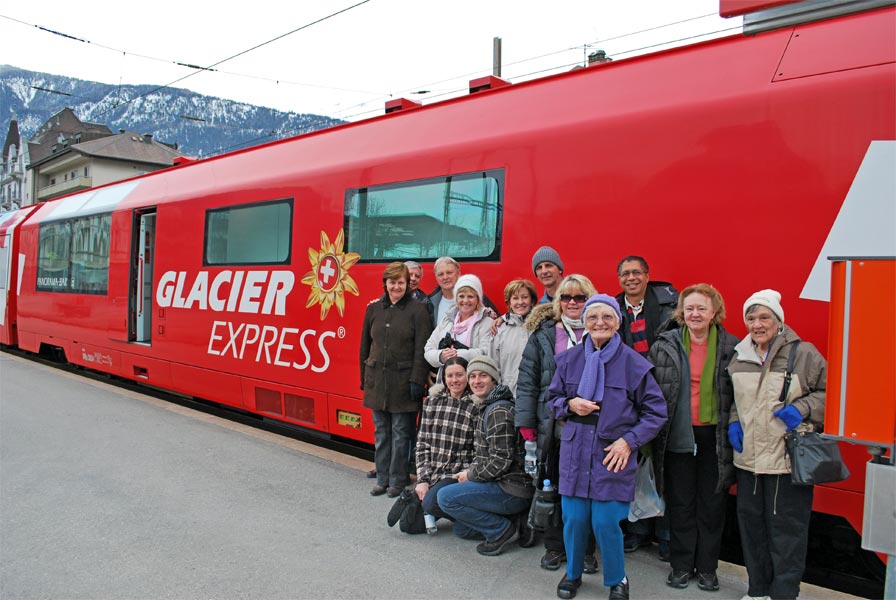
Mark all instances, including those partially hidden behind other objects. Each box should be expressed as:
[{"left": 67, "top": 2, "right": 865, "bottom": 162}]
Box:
[
  {"left": 344, "top": 170, "right": 503, "bottom": 262},
  {"left": 205, "top": 199, "right": 292, "bottom": 265},
  {"left": 37, "top": 214, "right": 111, "bottom": 294}
]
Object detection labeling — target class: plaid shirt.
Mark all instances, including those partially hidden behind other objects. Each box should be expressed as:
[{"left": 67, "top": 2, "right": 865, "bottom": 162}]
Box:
[
  {"left": 415, "top": 389, "right": 476, "bottom": 485},
  {"left": 469, "top": 385, "right": 524, "bottom": 483}
]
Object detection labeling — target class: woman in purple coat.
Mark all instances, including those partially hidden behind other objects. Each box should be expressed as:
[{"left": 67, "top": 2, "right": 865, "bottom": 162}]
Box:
[{"left": 548, "top": 294, "right": 667, "bottom": 600}]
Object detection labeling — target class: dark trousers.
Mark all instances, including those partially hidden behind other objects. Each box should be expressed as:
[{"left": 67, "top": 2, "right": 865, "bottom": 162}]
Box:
[
  {"left": 372, "top": 410, "right": 416, "bottom": 489},
  {"left": 665, "top": 425, "right": 726, "bottom": 574},
  {"left": 422, "top": 476, "right": 457, "bottom": 520},
  {"left": 543, "top": 437, "right": 596, "bottom": 555},
  {"left": 736, "top": 469, "right": 813, "bottom": 600}
]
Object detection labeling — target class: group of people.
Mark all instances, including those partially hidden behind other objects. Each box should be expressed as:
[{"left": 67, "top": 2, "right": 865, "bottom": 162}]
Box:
[{"left": 358, "top": 248, "right": 827, "bottom": 600}]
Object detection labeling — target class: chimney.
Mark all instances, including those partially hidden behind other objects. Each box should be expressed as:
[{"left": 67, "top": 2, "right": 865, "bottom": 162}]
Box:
[
  {"left": 588, "top": 50, "right": 612, "bottom": 65},
  {"left": 119, "top": 129, "right": 125, "bottom": 134},
  {"left": 144, "top": 133, "right": 153, "bottom": 143}
]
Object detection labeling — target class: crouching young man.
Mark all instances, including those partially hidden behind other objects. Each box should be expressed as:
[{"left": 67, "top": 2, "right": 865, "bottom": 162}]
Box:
[{"left": 437, "top": 355, "right": 534, "bottom": 556}]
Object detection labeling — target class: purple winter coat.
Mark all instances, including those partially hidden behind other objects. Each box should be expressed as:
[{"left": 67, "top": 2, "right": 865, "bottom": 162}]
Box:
[{"left": 548, "top": 338, "right": 667, "bottom": 502}]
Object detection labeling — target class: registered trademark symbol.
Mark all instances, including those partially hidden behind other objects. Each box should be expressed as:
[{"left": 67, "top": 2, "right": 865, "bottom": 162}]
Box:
[{"left": 337, "top": 326, "right": 346, "bottom": 339}]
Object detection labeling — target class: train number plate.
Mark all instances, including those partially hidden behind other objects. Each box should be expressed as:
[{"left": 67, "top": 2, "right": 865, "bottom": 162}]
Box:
[{"left": 337, "top": 410, "right": 362, "bottom": 429}]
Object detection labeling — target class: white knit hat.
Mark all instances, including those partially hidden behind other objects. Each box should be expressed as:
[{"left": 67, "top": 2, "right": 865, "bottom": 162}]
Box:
[
  {"left": 454, "top": 274, "right": 483, "bottom": 302},
  {"left": 743, "top": 289, "right": 784, "bottom": 324}
]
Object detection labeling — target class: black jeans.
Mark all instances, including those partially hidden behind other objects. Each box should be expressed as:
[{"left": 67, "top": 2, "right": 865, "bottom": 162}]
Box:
[
  {"left": 665, "top": 425, "right": 725, "bottom": 573},
  {"left": 736, "top": 469, "right": 813, "bottom": 599}
]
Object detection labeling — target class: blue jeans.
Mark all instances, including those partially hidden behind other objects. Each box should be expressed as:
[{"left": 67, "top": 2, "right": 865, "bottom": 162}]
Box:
[
  {"left": 422, "top": 477, "right": 457, "bottom": 520},
  {"left": 437, "top": 480, "right": 531, "bottom": 541},
  {"left": 372, "top": 410, "right": 416, "bottom": 488},
  {"left": 562, "top": 496, "right": 629, "bottom": 586}
]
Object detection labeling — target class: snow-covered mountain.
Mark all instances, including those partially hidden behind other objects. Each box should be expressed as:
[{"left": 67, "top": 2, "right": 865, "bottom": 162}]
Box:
[{"left": 1, "top": 65, "right": 345, "bottom": 158}]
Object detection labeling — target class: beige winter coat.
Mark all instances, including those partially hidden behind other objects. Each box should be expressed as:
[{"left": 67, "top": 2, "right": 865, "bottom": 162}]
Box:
[{"left": 727, "top": 326, "right": 826, "bottom": 474}]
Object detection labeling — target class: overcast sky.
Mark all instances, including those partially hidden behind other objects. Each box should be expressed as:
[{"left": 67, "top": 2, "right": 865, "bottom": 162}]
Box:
[{"left": 1, "top": 1, "right": 742, "bottom": 121}]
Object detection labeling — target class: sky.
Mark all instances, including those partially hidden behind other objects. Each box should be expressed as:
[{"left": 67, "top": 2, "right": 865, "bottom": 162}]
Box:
[{"left": 1, "top": 1, "right": 743, "bottom": 122}]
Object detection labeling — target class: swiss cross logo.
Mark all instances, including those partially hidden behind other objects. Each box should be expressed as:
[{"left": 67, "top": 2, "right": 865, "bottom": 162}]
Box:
[
  {"left": 301, "top": 228, "right": 360, "bottom": 320},
  {"left": 317, "top": 255, "right": 340, "bottom": 292}
]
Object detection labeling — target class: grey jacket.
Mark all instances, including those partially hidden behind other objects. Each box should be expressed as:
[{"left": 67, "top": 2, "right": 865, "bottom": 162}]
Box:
[
  {"left": 648, "top": 324, "right": 739, "bottom": 495},
  {"left": 489, "top": 311, "right": 532, "bottom": 396}
]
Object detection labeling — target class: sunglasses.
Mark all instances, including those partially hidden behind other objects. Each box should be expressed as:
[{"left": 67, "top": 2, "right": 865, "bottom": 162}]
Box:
[{"left": 560, "top": 294, "right": 587, "bottom": 303}]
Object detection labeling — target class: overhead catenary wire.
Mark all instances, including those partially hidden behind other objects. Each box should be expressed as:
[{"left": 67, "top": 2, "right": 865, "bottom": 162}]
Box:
[
  {"left": 331, "top": 20, "right": 741, "bottom": 123},
  {"left": 0, "top": 3, "right": 384, "bottom": 116},
  {"left": 5, "top": 7, "right": 741, "bottom": 155}
]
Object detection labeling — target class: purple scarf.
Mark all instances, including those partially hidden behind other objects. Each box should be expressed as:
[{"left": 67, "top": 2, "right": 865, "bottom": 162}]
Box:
[{"left": 576, "top": 332, "right": 622, "bottom": 402}]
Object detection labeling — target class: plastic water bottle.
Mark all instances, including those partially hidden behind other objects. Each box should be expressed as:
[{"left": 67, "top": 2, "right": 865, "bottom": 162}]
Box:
[
  {"left": 543, "top": 479, "right": 554, "bottom": 492},
  {"left": 424, "top": 512, "right": 437, "bottom": 534},
  {"left": 524, "top": 440, "right": 537, "bottom": 478}
]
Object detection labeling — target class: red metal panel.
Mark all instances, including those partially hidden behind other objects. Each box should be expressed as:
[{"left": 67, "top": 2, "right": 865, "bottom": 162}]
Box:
[
  {"left": 169, "top": 363, "right": 244, "bottom": 409},
  {"left": 774, "top": 8, "right": 896, "bottom": 81},
  {"left": 120, "top": 352, "right": 174, "bottom": 389}
]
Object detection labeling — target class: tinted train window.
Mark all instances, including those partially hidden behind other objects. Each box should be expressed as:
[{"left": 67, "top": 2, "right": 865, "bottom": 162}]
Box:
[
  {"left": 344, "top": 170, "right": 503, "bottom": 262},
  {"left": 37, "top": 214, "right": 111, "bottom": 294},
  {"left": 205, "top": 199, "right": 292, "bottom": 265}
]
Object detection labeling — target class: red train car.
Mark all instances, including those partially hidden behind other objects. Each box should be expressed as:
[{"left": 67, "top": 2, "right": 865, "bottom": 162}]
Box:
[{"left": 2, "top": 0, "right": 893, "bottom": 559}]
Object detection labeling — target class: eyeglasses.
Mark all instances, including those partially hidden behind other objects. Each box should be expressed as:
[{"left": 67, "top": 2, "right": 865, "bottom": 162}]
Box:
[
  {"left": 585, "top": 313, "right": 617, "bottom": 324},
  {"left": 684, "top": 306, "right": 711, "bottom": 314},
  {"left": 560, "top": 294, "right": 587, "bottom": 303},
  {"left": 618, "top": 270, "right": 645, "bottom": 278}
]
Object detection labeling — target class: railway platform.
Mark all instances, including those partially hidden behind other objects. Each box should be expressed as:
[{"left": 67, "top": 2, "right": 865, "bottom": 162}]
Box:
[{"left": 0, "top": 354, "right": 858, "bottom": 599}]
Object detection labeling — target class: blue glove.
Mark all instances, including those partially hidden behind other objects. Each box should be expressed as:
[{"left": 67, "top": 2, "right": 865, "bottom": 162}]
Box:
[
  {"left": 774, "top": 405, "right": 803, "bottom": 432},
  {"left": 728, "top": 422, "right": 744, "bottom": 453}
]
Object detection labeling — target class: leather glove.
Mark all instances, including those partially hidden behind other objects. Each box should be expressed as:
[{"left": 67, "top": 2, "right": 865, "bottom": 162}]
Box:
[
  {"left": 728, "top": 422, "right": 744, "bottom": 453},
  {"left": 519, "top": 427, "right": 537, "bottom": 442},
  {"left": 774, "top": 405, "right": 803, "bottom": 432},
  {"left": 409, "top": 382, "right": 425, "bottom": 401}
]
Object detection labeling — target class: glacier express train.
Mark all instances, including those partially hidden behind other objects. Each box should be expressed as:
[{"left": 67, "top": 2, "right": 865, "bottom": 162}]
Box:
[{"left": 1, "top": 1, "right": 893, "bottom": 589}]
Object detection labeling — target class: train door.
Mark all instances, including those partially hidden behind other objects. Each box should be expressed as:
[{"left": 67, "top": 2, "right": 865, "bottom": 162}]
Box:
[{"left": 129, "top": 209, "right": 156, "bottom": 343}]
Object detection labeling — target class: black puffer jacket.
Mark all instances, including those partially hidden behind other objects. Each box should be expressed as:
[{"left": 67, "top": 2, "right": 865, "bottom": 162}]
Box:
[
  {"left": 648, "top": 324, "right": 738, "bottom": 495},
  {"left": 515, "top": 303, "right": 560, "bottom": 453},
  {"left": 616, "top": 281, "right": 679, "bottom": 352}
]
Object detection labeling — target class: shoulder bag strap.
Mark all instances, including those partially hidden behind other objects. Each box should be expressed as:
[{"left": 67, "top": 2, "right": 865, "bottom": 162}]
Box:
[{"left": 779, "top": 340, "right": 801, "bottom": 405}]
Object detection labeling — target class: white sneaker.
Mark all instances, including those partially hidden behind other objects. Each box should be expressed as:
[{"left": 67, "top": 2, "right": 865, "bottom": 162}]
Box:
[{"left": 740, "top": 596, "right": 771, "bottom": 600}]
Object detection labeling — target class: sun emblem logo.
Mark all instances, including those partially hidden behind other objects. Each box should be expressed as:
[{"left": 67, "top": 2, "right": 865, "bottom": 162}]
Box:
[{"left": 301, "top": 228, "right": 360, "bottom": 320}]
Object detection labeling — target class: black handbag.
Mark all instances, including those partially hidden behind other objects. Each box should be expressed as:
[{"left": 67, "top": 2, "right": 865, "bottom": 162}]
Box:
[
  {"left": 779, "top": 342, "right": 850, "bottom": 486},
  {"left": 785, "top": 430, "right": 850, "bottom": 485},
  {"left": 527, "top": 415, "right": 562, "bottom": 531}
]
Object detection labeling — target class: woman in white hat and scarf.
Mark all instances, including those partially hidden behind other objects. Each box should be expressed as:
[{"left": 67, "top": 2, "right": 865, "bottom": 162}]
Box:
[{"left": 727, "top": 289, "right": 827, "bottom": 600}]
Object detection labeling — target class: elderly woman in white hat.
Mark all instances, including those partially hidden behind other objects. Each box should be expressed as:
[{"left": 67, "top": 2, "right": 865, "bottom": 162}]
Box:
[
  {"left": 424, "top": 274, "right": 495, "bottom": 371},
  {"left": 727, "top": 289, "right": 827, "bottom": 600}
]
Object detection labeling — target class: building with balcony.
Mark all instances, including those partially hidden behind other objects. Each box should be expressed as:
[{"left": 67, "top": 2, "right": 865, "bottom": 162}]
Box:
[{"left": 25, "top": 108, "right": 184, "bottom": 203}]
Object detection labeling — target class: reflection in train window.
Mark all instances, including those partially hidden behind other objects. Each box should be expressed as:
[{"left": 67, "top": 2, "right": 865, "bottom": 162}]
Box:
[
  {"left": 205, "top": 199, "right": 292, "bottom": 266},
  {"left": 36, "top": 214, "right": 111, "bottom": 294},
  {"left": 344, "top": 170, "right": 504, "bottom": 262}
]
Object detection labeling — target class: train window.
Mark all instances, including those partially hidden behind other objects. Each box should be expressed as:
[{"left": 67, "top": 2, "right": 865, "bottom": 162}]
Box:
[
  {"left": 205, "top": 199, "right": 292, "bottom": 266},
  {"left": 36, "top": 213, "right": 111, "bottom": 294},
  {"left": 344, "top": 169, "right": 504, "bottom": 262}
]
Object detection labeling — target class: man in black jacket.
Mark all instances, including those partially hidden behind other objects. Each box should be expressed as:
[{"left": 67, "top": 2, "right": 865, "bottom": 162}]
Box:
[
  {"left": 615, "top": 256, "right": 679, "bottom": 357},
  {"left": 614, "top": 255, "right": 678, "bottom": 560}
]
